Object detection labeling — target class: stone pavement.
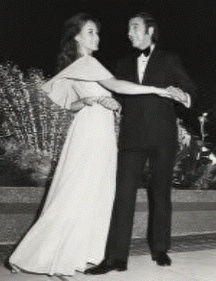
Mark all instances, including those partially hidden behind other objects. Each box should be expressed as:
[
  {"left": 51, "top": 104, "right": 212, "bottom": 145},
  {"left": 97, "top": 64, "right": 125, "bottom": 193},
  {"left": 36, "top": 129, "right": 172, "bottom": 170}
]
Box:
[{"left": 0, "top": 233, "right": 216, "bottom": 281}]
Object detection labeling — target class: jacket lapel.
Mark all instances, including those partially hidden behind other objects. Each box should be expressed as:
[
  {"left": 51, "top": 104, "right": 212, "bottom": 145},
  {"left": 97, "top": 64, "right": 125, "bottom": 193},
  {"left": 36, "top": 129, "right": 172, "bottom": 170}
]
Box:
[
  {"left": 142, "top": 48, "right": 159, "bottom": 85},
  {"left": 132, "top": 56, "right": 139, "bottom": 84}
]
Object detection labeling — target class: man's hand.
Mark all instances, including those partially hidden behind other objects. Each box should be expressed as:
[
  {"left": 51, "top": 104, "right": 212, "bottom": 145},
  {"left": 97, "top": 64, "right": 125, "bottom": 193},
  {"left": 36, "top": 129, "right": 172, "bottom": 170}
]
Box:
[
  {"left": 82, "top": 97, "right": 98, "bottom": 106},
  {"left": 166, "top": 86, "right": 191, "bottom": 108},
  {"left": 70, "top": 97, "right": 98, "bottom": 113},
  {"left": 97, "top": 96, "right": 122, "bottom": 112}
]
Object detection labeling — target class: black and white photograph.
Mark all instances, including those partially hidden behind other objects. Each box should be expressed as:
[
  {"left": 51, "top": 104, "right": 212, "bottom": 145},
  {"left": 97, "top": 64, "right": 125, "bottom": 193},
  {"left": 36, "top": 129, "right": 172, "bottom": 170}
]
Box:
[{"left": 0, "top": 1, "right": 216, "bottom": 280}]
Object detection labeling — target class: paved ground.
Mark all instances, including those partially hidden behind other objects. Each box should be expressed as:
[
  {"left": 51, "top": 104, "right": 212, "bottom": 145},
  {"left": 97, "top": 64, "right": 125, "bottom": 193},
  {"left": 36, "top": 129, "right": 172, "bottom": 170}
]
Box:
[{"left": 1, "top": 233, "right": 216, "bottom": 281}]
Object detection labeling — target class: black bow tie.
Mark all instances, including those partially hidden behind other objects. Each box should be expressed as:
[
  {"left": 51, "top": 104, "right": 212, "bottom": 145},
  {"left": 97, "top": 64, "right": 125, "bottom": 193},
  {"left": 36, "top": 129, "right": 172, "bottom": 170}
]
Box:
[{"left": 134, "top": 46, "right": 151, "bottom": 57}]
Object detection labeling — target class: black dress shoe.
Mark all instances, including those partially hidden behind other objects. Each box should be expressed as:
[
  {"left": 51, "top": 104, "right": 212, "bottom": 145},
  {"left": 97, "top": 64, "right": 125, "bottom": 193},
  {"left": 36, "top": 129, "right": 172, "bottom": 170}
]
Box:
[
  {"left": 84, "top": 260, "right": 111, "bottom": 275},
  {"left": 152, "top": 252, "right": 172, "bottom": 266},
  {"left": 112, "top": 259, "right": 127, "bottom": 271},
  {"left": 84, "top": 259, "right": 127, "bottom": 275}
]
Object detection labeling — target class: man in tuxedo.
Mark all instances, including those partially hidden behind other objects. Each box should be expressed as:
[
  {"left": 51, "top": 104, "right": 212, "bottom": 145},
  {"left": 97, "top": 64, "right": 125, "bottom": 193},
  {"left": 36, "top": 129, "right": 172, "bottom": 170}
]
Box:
[{"left": 85, "top": 12, "right": 196, "bottom": 274}]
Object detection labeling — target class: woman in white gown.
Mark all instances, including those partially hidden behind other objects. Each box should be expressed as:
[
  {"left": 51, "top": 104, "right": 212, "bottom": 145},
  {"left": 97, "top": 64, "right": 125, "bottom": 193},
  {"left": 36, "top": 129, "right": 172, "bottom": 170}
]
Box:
[{"left": 9, "top": 13, "right": 179, "bottom": 277}]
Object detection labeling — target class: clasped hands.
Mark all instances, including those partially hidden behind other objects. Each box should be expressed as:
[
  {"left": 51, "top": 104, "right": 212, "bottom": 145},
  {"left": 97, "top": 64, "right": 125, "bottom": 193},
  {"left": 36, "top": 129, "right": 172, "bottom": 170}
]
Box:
[
  {"left": 159, "top": 86, "right": 191, "bottom": 108},
  {"left": 81, "top": 96, "right": 122, "bottom": 112}
]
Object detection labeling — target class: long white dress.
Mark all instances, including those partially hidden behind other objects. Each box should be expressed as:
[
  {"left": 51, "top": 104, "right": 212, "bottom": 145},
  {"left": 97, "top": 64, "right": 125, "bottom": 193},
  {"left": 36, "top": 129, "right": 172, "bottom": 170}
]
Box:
[{"left": 9, "top": 55, "right": 117, "bottom": 276}]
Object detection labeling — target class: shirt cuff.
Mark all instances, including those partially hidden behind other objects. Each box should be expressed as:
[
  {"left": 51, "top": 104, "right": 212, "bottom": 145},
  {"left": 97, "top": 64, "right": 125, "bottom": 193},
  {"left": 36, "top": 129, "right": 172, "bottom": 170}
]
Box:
[{"left": 186, "top": 94, "right": 191, "bottom": 108}]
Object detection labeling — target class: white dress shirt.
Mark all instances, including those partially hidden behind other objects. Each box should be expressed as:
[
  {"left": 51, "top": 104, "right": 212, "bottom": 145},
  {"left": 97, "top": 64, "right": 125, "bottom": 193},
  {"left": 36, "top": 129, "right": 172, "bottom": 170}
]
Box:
[{"left": 137, "top": 45, "right": 155, "bottom": 84}]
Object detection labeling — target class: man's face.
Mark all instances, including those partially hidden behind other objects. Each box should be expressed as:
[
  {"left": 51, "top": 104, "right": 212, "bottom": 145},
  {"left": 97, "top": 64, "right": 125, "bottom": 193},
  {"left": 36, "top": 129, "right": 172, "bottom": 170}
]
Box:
[{"left": 128, "top": 17, "right": 152, "bottom": 50}]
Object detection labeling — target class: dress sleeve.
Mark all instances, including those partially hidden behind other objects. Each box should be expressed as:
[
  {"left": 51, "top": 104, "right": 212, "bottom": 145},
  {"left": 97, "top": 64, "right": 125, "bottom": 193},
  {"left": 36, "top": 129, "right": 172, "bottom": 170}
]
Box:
[
  {"left": 41, "top": 56, "right": 113, "bottom": 94},
  {"left": 46, "top": 78, "right": 79, "bottom": 110}
]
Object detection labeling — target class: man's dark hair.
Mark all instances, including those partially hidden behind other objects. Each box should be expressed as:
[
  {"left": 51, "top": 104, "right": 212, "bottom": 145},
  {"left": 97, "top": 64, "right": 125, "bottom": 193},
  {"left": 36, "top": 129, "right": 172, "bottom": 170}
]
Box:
[{"left": 130, "top": 12, "right": 159, "bottom": 44}]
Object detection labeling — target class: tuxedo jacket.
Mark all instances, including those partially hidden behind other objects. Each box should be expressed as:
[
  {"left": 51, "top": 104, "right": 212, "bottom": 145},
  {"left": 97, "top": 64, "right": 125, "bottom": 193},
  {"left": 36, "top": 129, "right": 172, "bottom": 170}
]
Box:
[{"left": 115, "top": 48, "right": 196, "bottom": 150}]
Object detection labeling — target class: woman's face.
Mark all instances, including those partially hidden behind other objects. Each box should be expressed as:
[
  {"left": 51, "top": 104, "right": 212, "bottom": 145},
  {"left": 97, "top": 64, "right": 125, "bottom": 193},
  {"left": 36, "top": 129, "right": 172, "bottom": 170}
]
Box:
[{"left": 75, "top": 20, "right": 100, "bottom": 55}]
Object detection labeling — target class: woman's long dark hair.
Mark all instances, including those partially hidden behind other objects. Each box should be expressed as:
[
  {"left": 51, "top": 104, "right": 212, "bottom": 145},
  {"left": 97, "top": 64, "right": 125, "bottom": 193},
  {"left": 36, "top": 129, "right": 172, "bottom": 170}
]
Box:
[{"left": 56, "top": 13, "right": 100, "bottom": 72}]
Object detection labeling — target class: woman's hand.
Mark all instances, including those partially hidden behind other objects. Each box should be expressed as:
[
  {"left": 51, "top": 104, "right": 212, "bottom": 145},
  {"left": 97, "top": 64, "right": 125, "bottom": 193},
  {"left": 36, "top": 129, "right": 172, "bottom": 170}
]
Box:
[
  {"left": 153, "top": 86, "right": 191, "bottom": 108},
  {"left": 97, "top": 96, "right": 122, "bottom": 112},
  {"left": 70, "top": 96, "right": 123, "bottom": 113},
  {"left": 81, "top": 97, "right": 98, "bottom": 106},
  {"left": 70, "top": 97, "right": 97, "bottom": 113},
  {"left": 152, "top": 87, "right": 171, "bottom": 97}
]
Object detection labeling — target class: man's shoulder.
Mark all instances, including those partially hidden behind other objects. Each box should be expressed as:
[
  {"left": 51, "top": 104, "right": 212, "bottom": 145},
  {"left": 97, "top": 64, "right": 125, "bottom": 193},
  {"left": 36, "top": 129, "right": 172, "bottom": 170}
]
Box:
[
  {"left": 153, "top": 48, "right": 179, "bottom": 58},
  {"left": 117, "top": 48, "right": 179, "bottom": 61},
  {"left": 115, "top": 54, "right": 135, "bottom": 77},
  {"left": 150, "top": 48, "right": 182, "bottom": 68},
  {"left": 116, "top": 54, "right": 134, "bottom": 65}
]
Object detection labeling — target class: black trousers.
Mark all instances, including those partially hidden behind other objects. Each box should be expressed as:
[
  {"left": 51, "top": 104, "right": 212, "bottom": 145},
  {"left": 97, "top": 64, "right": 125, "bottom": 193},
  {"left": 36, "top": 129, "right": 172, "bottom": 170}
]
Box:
[{"left": 105, "top": 143, "right": 177, "bottom": 263}]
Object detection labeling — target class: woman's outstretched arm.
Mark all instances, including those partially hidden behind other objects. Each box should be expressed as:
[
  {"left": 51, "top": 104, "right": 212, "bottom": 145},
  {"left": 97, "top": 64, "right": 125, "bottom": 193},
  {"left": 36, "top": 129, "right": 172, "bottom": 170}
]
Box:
[
  {"left": 98, "top": 77, "right": 168, "bottom": 96},
  {"left": 98, "top": 77, "right": 190, "bottom": 107}
]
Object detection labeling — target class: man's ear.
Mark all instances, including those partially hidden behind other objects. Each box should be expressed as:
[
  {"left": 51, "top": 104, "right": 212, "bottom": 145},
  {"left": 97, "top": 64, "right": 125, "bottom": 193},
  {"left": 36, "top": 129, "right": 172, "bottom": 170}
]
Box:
[{"left": 148, "top": 26, "right": 154, "bottom": 37}]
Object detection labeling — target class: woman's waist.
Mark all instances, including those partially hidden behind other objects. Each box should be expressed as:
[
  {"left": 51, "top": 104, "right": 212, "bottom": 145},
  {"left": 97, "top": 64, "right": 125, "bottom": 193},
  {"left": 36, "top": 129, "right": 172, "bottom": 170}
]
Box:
[
  {"left": 80, "top": 96, "right": 120, "bottom": 112},
  {"left": 74, "top": 104, "right": 115, "bottom": 133},
  {"left": 77, "top": 103, "right": 115, "bottom": 117}
]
